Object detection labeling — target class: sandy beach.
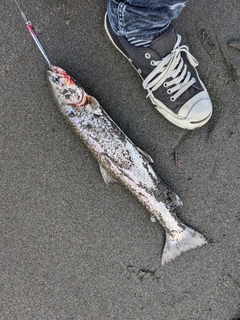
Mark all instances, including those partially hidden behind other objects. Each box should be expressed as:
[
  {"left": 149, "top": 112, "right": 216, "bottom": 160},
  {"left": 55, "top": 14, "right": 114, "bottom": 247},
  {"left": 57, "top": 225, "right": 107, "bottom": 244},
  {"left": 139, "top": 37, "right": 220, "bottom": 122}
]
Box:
[{"left": 1, "top": 0, "right": 240, "bottom": 319}]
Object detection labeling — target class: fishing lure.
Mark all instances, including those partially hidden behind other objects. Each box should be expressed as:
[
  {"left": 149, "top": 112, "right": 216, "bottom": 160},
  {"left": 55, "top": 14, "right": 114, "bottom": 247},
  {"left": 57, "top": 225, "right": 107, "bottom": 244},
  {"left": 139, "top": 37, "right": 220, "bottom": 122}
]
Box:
[{"left": 14, "top": 0, "right": 52, "bottom": 68}]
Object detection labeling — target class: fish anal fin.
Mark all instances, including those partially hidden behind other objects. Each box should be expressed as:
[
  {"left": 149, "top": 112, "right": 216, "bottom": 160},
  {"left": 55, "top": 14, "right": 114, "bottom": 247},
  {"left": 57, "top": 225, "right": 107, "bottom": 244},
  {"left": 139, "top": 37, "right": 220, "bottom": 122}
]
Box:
[{"left": 99, "top": 164, "right": 118, "bottom": 184}]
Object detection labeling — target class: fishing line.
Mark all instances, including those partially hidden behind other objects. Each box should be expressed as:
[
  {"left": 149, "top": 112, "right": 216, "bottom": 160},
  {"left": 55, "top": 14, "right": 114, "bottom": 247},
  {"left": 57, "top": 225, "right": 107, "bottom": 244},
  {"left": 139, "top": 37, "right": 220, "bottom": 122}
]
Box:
[{"left": 14, "top": 0, "right": 53, "bottom": 69}]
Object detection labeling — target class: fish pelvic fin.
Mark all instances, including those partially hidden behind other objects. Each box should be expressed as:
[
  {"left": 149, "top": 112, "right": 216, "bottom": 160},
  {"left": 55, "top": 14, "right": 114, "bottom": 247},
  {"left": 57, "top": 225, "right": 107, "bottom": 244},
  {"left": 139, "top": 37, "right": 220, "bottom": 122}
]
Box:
[
  {"left": 99, "top": 164, "right": 118, "bottom": 184},
  {"left": 161, "top": 225, "right": 207, "bottom": 266}
]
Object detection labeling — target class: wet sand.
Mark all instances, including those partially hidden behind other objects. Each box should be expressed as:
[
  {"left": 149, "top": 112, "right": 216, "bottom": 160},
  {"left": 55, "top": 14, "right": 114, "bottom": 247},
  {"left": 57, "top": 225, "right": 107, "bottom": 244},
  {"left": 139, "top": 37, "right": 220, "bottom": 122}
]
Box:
[{"left": 1, "top": 0, "right": 240, "bottom": 319}]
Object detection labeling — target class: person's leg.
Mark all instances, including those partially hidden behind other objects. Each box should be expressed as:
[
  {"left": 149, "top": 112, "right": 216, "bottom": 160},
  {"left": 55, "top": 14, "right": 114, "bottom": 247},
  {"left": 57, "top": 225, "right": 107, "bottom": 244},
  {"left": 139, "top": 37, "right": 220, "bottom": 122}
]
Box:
[
  {"left": 105, "top": 0, "right": 212, "bottom": 130},
  {"left": 107, "top": 0, "right": 189, "bottom": 46}
]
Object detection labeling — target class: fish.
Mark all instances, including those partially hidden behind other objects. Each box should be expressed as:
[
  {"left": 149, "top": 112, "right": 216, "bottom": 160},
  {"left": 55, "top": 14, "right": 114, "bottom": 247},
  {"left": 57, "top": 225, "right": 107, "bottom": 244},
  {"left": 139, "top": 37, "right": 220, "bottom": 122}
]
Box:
[{"left": 47, "top": 66, "right": 207, "bottom": 265}]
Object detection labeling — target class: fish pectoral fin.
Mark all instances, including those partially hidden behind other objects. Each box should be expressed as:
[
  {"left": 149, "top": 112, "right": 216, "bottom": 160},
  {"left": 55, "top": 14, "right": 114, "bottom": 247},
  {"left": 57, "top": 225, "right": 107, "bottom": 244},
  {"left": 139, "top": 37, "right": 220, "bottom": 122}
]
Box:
[
  {"left": 136, "top": 147, "right": 154, "bottom": 163},
  {"left": 99, "top": 165, "right": 118, "bottom": 184}
]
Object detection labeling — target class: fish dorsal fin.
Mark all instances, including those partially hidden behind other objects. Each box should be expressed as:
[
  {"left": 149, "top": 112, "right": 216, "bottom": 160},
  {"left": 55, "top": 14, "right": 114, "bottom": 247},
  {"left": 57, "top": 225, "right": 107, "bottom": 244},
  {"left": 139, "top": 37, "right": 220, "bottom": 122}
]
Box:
[
  {"left": 136, "top": 147, "right": 154, "bottom": 163},
  {"left": 99, "top": 164, "right": 118, "bottom": 184}
]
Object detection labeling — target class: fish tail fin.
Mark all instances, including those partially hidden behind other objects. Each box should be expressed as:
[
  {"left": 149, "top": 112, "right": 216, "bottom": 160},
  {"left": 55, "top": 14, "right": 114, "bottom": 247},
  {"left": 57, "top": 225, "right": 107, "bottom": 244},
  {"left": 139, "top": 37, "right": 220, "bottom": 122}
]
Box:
[{"left": 161, "top": 225, "right": 207, "bottom": 266}]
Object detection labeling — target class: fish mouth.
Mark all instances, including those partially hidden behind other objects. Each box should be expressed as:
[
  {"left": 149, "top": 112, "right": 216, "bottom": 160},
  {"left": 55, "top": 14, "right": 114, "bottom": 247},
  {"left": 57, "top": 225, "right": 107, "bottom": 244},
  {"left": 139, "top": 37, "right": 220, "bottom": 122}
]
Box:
[
  {"left": 47, "top": 66, "right": 63, "bottom": 80},
  {"left": 47, "top": 69, "right": 56, "bottom": 78},
  {"left": 47, "top": 70, "right": 61, "bottom": 87}
]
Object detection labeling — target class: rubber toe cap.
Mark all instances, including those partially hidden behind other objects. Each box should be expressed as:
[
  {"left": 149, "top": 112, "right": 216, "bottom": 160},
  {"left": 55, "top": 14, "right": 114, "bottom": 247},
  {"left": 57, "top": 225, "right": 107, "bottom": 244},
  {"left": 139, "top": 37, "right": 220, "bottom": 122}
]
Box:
[{"left": 179, "top": 92, "right": 212, "bottom": 128}]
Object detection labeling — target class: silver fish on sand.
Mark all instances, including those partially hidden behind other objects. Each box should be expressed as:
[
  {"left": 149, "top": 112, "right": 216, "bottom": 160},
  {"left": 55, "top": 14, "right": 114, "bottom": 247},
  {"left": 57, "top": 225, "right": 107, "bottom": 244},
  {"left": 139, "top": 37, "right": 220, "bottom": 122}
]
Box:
[{"left": 48, "top": 66, "right": 207, "bottom": 265}]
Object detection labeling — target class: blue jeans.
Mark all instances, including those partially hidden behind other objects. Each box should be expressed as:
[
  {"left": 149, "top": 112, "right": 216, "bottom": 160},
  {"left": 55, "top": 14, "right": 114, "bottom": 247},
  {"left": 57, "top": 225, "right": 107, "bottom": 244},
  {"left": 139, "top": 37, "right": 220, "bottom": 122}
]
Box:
[{"left": 107, "top": 0, "right": 189, "bottom": 40}]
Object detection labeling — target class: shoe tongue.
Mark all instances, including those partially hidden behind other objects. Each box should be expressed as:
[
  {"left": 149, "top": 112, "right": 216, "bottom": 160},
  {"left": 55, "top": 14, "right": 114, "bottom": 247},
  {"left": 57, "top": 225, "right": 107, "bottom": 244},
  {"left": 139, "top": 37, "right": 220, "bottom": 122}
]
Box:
[{"left": 150, "top": 25, "right": 177, "bottom": 58}]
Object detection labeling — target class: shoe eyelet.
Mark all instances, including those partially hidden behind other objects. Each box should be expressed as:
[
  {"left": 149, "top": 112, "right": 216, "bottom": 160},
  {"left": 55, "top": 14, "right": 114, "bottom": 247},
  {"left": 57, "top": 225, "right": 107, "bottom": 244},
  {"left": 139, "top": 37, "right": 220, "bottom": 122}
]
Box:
[
  {"left": 163, "top": 82, "right": 168, "bottom": 88},
  {"left": 145, "top": 53, "right": 151, "bottom": 59},
  {"left": 167, "top": 89, "right": 172, "bottom": 94},
  {"left": 150, "top": 60, "right": 155, "bottom": 66},
  {"left": 137, "top": 68, "right": 142, "bottom": 74},
  {"left": 170, "top": 96, "right": 175, "bottom": 102}
]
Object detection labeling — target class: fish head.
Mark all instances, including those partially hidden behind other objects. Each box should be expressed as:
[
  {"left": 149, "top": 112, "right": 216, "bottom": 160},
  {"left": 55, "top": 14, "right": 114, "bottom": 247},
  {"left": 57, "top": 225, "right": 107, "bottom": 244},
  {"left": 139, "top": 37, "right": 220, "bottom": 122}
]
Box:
[{"left": 47, "top": 66, "right": 87, "bottom": 106}]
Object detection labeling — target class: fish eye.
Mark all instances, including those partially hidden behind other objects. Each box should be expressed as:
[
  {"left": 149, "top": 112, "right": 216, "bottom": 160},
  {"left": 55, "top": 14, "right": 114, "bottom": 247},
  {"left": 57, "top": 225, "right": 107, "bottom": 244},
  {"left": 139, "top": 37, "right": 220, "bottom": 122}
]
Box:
[{"left": 52, "top": 77, "right": 59, "bottom": 83}]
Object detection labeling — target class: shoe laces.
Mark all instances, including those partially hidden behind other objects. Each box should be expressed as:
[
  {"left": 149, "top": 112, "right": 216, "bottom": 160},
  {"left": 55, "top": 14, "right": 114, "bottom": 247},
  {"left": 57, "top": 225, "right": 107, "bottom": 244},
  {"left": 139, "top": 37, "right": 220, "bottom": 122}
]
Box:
[{"left": 143, "top": 35, "right": 199, "bottom": 102}]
